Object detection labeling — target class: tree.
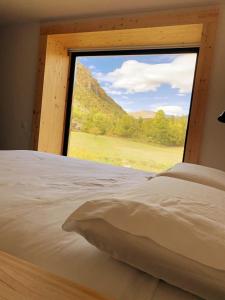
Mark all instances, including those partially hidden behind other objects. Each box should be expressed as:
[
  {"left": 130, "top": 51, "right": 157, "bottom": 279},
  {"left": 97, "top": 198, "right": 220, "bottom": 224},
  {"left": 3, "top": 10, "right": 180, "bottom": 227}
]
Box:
[
  {"left": 114, "top": 115, "right": 139, "bottom": 138},
  {"left": 71, "top": 107, "right": 188, "bottom": 147}
]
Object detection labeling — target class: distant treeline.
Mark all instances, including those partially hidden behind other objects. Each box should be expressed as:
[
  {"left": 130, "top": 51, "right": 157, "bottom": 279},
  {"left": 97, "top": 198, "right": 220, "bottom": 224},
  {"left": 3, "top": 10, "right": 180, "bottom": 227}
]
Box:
[{"left": 71, "top": 109, "right": 188, "bottom": 147}]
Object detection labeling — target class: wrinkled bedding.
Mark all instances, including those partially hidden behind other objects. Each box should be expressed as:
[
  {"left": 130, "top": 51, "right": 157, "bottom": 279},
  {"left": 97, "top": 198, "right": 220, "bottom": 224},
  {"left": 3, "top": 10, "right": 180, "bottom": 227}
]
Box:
[
  {"left": 0, "top": 150, "right": 200, "bottom": 300},
  {"left": 64, "top": 177, "right": 225, "bottom": 299}
]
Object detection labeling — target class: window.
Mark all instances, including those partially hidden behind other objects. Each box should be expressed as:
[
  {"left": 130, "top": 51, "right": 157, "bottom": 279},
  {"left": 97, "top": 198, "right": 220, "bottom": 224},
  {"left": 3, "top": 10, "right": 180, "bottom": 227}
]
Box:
[{"left": 64, "top": 49, "right": 198, "bottom": 173}]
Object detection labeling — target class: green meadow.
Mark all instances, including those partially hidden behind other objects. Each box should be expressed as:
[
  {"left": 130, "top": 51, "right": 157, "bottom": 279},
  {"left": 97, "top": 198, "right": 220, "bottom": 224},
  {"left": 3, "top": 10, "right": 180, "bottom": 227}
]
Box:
[{"left": 68, "top": 131, "right": 183, "bottom": 173}]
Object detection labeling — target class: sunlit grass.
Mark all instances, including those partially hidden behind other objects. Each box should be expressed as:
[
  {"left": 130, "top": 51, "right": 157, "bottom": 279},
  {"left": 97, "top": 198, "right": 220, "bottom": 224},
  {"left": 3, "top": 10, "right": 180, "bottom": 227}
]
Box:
[{"left": 68, "top": 131, "right": 184, "bottom": 173}]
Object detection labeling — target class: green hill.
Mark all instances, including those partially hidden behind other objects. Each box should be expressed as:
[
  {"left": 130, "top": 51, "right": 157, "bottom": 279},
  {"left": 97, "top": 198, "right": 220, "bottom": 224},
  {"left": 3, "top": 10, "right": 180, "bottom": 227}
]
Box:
[{"left": 71, "top": 63, "right": 126, "bottom": 130}]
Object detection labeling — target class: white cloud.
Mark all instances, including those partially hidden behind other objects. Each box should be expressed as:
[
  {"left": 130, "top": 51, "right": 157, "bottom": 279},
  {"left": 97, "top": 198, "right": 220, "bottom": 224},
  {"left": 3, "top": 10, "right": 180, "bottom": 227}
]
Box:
[
  {"left": 97, "top": 54, "right": 196, "bottom": 94},
  {"left": 151, "top": 105, "right": 185, "bottom": 116},
  {"left": 124, "top": 100, "right": 134, "bottom": 105},
  {"left": 93, "top": 71, "right": 103, "bottom": 78},
  {"left": 88, "top": 65, "right": 95, "bottom": 70},
  {"left": 103, "top": 85, "right": 132, "bottom": 96},
  {"left": 107, "top": 90, "right": 124, "bottom": 95}
]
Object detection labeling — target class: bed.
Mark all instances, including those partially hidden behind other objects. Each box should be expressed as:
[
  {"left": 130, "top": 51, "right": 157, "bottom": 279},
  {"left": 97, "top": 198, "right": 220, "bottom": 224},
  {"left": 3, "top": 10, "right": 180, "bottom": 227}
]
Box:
[{"left": 0, "top": 150, "right": 203, "bottom": 300}]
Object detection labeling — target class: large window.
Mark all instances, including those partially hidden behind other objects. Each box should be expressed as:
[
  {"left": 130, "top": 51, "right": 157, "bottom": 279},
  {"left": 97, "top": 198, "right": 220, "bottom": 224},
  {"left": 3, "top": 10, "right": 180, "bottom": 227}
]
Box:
[{"left": 65, "top": 49, "right": 198, "bottom": 172}]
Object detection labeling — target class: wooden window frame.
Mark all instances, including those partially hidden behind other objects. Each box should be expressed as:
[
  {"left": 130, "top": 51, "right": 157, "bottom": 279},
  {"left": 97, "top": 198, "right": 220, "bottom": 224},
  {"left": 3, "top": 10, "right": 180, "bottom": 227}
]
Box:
[{"left": 32, "top": 6, "right": 219, "bottom": 164}]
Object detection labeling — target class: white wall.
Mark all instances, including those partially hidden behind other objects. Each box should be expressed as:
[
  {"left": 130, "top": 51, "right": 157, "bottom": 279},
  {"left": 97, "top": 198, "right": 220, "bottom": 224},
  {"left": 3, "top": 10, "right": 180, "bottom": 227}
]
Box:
[
  {"left": 0, "top": 23, "right": 39, "bottom": 149},
  {"left": 0, "top": 7, "right": 225, "bottom": 169}
]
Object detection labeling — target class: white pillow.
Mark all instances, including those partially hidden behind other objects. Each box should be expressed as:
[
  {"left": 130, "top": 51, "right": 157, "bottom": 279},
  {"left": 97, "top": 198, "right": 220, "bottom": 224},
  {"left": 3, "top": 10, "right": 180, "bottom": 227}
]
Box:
[
  {"left": 63, "top": 177, "right": 225, "bottom": 300},
  {"left": 158, "top": 162, "right": 225, "bottom": 192}
]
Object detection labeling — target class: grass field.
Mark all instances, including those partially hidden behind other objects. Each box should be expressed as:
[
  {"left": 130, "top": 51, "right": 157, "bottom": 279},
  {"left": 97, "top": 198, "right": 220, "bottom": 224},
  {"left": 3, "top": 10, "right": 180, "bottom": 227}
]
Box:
[{"left": 68, "top": 131, "right": 184, "bottom": 173}]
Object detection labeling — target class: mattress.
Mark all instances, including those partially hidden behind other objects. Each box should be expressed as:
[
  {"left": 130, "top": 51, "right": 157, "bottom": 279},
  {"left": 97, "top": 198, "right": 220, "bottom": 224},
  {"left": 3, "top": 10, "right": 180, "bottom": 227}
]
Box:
[{"left": 0, "top": 150, "right": 200, "bottom": 300}]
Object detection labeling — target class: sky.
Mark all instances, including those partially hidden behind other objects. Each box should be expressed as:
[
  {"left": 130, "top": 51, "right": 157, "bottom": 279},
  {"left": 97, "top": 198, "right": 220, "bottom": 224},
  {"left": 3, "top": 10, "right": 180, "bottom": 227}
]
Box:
[{"left": 76, "top": 52, "right": 198, "bottom": 116}]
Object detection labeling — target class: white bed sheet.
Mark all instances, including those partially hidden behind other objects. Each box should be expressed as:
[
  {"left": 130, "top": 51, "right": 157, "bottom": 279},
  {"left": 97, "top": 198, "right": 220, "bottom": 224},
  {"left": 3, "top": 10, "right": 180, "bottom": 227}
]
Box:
[{"left": 0, "top": 150, "right": 200, "bottom": 300}]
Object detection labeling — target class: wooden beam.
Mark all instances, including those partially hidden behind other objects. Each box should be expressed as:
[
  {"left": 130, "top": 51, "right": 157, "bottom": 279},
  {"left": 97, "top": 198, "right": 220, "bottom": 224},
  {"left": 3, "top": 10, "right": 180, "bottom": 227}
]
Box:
[
  {"left": 0, "top": 250, "right": 109, "bottom": 300},
  {"left": 185, "top": 19, "right": 219, "bottom": 163},
  {"left": 37, "top": 37, "right": 70, "bottom": 154},
  {"left": 53, "top": 24, "right": 203, "bottom": 51}
]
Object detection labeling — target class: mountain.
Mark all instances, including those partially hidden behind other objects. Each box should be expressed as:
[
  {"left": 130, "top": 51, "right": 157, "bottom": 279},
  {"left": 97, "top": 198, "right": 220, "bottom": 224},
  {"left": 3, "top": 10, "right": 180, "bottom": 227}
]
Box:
[
  {"left": 72, "top": 63, "right": 126, "bottom": 117},
  {"left": 129, "top": 110, "right": 155, "bottom": 119}
]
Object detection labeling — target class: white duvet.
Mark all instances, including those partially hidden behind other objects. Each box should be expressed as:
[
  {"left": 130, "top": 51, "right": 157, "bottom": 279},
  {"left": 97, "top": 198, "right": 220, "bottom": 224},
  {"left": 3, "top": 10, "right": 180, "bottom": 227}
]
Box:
[
  {"left": 0, "top": 150, "right": 200, "bottom": 300},
  {"left": 65, "top": 177, "right": 225, "bottom": 299}
]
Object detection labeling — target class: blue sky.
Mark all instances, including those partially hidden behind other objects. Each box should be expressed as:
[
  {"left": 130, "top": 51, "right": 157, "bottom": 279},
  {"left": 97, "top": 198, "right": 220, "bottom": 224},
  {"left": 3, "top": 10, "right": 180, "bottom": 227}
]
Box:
[{"left": 76, "top": 53, "right": 197, "bottom": 116}]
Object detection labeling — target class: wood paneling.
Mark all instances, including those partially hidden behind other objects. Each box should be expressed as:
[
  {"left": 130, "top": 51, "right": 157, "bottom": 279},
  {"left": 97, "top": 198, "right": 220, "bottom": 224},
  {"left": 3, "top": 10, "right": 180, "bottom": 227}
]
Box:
[
  {"left": 33, "top": 6, "right": 219, "bottom": 162},
  {"left": 0, "top": 250, "right": 109, "bottom": 300},
  {"left": 53, "top": 24, "right": 203, "bottom": 51},
  {"left": 185, "top": 19, "right": 219, "bottom": 162},
  {"left": 37, "top": 37, "right": 69, "bottom": 153}
]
